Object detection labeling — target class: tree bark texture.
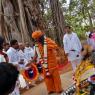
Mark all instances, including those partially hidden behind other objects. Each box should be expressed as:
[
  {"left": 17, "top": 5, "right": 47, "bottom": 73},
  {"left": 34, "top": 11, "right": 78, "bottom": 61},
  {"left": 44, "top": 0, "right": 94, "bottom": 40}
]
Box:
[
  {"left": 0, "top": 0, "right": 48, "bottom": 42},
  {"left": 0, "top": 0, "right": 65, "bottom": 46},
  {"left": 49, "top": 0, "right": 65, "bottom": 47}
]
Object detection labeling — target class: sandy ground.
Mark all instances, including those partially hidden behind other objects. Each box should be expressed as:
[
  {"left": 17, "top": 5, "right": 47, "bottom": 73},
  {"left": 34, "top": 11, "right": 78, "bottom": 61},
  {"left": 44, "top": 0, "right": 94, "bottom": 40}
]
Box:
[{"left": 22, "top": 71, "right": 73, "bottom": 95}]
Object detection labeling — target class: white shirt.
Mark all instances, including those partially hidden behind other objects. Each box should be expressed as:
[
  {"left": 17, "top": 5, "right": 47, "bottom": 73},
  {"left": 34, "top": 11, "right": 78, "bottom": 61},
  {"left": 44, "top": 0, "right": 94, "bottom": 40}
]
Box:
[
  {"left": 7, "top": 47, "right": 20, "bottom": 95},
  {"left": 18, "top": 50, "right": 28, "bottom": 68},
  {"left": 7, "top": 47, "right": 19, "bottom": 65},
  {"left": 18, "top": 50, "right": 26, "bottom": 60},
  {"left": 24, "top": 47, "right": 35, "bottom": 61},
  {"left": 63, "top": 32, "right": 82, "bottom": 61}
]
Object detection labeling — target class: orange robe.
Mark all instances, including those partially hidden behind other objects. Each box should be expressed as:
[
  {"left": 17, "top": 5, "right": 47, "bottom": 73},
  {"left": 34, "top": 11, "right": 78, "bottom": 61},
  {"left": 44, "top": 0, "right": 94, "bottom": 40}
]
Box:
[{"left": 39, "top": 38, "right": 62, "bottom": 93}]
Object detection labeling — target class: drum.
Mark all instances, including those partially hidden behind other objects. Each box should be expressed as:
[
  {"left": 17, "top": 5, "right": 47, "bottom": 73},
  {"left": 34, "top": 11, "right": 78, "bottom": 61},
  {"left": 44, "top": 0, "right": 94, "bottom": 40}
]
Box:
[
  {"left": 21, "top": 64, "right": 39, "bottom": 82},
  {"left": 36, "top": 63, "right": 43, "bottom": 73}
]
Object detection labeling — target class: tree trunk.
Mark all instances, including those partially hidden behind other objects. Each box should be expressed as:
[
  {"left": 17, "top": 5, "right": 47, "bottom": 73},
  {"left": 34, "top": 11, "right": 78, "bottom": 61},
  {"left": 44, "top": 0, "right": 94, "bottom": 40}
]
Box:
[
  {"left": 0, "top": 0, "right": 52, "bottom": 43},
  {"left": 18, "top": 0, "right": 30, "bottom": 43},
  {"left": 2, "top": 0, "right": 22, "bottom": 42},
  {"left": 49, "top": 0, "right": 65, "bottom": 47},
  {"left": 24, "top": 0, "right": 48, "bottom": 34},
  {"left": 87, "top": 10, "right": 93, "bottom": 27},
  {"left": 0, "top": 0, "right": 3, "bottom": 36}
]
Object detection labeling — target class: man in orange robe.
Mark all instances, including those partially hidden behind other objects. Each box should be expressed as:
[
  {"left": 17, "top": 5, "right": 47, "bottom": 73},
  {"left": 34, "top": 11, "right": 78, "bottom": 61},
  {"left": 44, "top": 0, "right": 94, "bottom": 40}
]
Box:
[{"left": 32, "top": 30, "right": 63, "bottom": 94}]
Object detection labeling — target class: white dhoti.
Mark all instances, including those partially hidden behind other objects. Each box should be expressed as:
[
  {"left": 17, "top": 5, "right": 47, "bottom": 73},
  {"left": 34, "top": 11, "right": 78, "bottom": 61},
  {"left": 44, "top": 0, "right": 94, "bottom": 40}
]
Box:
[
  {"left": 70, "top": 58, "right": 81, "bottom": 72},
  {"left": 9, "top": 75, "right": 27, "bottom": 95},
  {"left": 68, "top": 51, "right": 82, "bottom": 72},
  {"left": 10, "top": 87, "right": 20, "bottom": 95},
  {"left": 19, "top": 74, "right": 27, "bottom": 88},
  {"left": 9, "top": 82, "right": 20, "bottom": 95},
  {"left": 63, "top": 32, "right": 82, "bottom": 72}
]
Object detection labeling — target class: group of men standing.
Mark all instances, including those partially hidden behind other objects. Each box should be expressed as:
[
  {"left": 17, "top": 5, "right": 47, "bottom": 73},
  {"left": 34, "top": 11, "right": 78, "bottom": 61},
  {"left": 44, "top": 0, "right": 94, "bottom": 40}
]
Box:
[
  {"left": 6, "top": 40, "right": 34, "bottom": 68},
  {"left": 0, "top": 39, "right": 35, "bottom": 95},
  {"left": 0, "top": 31, "right": 63, "bottom": 95}
]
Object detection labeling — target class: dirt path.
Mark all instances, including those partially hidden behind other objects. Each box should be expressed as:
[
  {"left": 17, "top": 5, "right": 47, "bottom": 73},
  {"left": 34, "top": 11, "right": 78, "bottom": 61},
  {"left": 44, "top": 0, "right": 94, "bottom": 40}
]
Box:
[{"left": 22, "top": 71, "right": 73, "bottom": 95}]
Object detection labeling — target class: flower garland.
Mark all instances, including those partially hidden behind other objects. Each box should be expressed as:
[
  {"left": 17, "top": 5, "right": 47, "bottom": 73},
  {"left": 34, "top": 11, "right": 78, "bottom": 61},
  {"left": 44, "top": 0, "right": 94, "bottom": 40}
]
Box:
[{"left": 35, "top": 35, "right": 50, "bottom": 76}]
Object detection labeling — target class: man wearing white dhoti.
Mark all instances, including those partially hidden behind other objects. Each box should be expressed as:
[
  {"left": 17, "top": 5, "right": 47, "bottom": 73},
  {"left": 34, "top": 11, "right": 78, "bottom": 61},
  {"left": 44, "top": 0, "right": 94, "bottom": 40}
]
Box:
[
  {"left": 63, "top": 26, "right": 82, "bottom": 72},
  {"left": 7, "top": 39, "right": 20, "bottom": 95}
]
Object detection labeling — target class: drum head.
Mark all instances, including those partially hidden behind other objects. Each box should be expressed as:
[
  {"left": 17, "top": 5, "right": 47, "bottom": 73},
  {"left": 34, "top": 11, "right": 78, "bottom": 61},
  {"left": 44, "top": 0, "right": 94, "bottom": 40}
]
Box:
[{"left": 21, "top": 64, "right": 39, "bottom": 82}]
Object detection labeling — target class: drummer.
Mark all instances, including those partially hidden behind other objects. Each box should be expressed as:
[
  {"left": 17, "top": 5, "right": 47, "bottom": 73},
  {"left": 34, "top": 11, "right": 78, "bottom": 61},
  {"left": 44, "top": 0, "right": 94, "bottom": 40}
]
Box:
[{"left": 18, "top": 43, "right": 37, "bottom": 87}]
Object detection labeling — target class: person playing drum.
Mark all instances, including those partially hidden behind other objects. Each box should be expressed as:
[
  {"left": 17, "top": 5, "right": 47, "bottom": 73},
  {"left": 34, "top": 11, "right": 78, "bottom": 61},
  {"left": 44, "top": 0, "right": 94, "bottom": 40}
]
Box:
[{"left": 32, "top": 30, "right": 63, "bottom": 94}]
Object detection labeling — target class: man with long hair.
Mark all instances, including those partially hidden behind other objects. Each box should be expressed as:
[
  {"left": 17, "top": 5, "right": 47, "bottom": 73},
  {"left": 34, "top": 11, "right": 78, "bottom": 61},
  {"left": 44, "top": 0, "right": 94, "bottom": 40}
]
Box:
[{"left": 32, "top": 30, "right": 62, "bottom": 94}]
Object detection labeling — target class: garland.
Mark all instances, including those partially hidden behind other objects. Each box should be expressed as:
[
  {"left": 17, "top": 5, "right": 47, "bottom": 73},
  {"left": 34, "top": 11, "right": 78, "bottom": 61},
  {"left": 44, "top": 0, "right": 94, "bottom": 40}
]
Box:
[{"left": 35, "top": 35, "right": 50, "bottom": 76}]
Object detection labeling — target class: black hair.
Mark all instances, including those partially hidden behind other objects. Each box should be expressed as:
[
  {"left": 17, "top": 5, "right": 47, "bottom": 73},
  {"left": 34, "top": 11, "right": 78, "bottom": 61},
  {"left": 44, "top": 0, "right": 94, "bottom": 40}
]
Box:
[
  {"left": 38, "top": 35, "right": 44, "bottom": 45},
  {"left": 0, "top": 62, "right": 19, "bottom": 95},
  {"left": 0, "top": 36, "right": 4, "bottom": 50},
  {"left": 10, "top": 39, "right": 18, "bottom": 46},
  {"left": 64, "top": 25, "right": 71, "bottom": 29}
]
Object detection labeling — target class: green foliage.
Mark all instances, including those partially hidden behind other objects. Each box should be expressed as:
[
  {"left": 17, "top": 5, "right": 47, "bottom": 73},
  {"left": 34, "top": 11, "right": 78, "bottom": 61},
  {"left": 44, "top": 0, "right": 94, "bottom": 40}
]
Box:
[
  {"left": 42, "top": 0, "right": 95, "bottom": 39},
  {"left": 64, "top": 0, "right": 95, "bottom": 39}
]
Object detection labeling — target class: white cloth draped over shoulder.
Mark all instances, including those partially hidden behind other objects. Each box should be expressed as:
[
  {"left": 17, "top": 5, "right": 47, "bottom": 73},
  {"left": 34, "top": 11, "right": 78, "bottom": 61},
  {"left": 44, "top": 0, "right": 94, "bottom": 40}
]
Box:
[{"left": 63, "top": 32, "right": 82, "bottom": 61}]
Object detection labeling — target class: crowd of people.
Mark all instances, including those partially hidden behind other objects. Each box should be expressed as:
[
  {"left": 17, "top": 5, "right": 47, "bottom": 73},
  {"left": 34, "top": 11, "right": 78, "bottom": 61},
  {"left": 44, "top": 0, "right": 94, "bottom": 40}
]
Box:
[
  {"left": 0, "top": 38, "right": 36, "bottom": 95},
  {"left": 0, "top": 30, "right": 63, "bottom": 95},
  {"left": 0, "top": 26, "right": 95, "bottom": 95}
]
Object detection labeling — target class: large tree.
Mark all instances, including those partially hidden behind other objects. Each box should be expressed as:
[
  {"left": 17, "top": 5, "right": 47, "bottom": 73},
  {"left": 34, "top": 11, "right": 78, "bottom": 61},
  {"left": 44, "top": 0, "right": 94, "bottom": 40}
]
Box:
[
  {"left": 49, "top": 0, "right": 65, "bottom": 47},
  {"left": 0, "top": 0, "right": 48, "bottom": 42}
]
